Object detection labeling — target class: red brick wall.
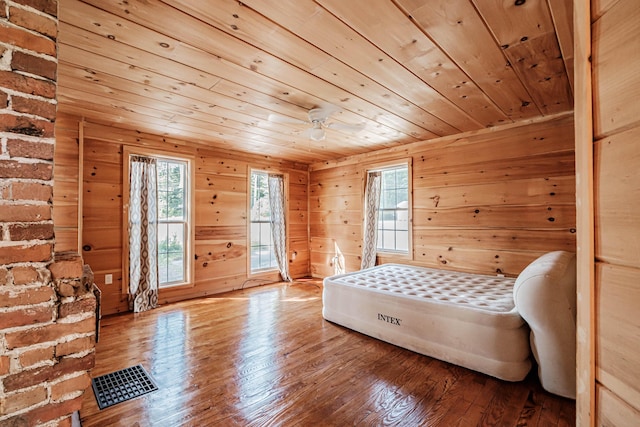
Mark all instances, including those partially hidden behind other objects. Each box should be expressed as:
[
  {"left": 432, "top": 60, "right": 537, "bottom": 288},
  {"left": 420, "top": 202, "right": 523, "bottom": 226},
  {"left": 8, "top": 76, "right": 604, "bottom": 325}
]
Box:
[{"left": 0, "top": 1, "right": 97, "bottom": 425}]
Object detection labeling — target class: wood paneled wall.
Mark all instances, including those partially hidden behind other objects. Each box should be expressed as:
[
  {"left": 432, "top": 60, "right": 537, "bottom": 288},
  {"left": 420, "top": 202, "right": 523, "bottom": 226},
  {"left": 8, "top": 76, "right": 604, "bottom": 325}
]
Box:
[
  {"left": 586, "top": 0, "right": 640, "bottom": 423},
  {"left": 309, "top": 113, "right": 576, "bottom": 278},
  {"left": 54, "top": 117, "right": 309, "bottom": 315},
  {"left": 53, "top": 112, "right": 81, "bottom": 253}
]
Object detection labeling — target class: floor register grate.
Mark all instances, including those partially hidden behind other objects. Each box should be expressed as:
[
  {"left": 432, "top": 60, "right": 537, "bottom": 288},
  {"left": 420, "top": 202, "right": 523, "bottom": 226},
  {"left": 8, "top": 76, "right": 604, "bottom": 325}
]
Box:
[{"left": 91, "top": 364, "right": 158, "bottom": 409}]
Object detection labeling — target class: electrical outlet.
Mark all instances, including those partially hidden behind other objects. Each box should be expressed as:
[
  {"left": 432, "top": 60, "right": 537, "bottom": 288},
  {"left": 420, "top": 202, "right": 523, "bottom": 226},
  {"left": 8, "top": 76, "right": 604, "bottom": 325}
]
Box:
[{"left": 105, "top": 274, "right": 113, "bottom": 285}]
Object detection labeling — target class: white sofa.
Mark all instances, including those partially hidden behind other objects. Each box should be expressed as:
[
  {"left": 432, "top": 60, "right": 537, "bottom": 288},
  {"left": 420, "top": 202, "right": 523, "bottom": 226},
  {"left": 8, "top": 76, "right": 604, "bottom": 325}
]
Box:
[{"left": 513, "top": 251, "right": 577, "bottom": 399}]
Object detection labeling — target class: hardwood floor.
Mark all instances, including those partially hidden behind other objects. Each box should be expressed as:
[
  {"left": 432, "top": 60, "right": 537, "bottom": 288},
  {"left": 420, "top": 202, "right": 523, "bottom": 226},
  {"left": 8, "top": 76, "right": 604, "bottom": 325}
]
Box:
[{"left": 80, "top": 279, "right": 575, "bottom": 426}]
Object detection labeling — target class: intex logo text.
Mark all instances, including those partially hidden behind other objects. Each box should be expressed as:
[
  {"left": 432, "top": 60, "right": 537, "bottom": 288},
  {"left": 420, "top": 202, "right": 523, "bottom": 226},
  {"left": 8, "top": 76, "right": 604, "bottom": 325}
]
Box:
[{"left": 377, "top": 313, "right": 402, "bottom": 326}]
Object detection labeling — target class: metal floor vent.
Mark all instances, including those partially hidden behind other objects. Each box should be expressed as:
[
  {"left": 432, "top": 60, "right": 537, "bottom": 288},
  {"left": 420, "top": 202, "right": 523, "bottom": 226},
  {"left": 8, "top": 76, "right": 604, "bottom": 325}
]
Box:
[{"left": 91, "top": 364, "right": 158, "bottom": 409}]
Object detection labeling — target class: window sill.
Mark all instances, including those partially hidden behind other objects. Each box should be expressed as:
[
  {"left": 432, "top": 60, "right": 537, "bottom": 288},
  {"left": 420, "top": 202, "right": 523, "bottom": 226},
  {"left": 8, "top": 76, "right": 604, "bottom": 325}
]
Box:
[
  {"left": 159, "top": 281, "right": 193, "bottom": 290},
  {"left": 158, "top": 281, "right": 195, "bottom": 298}
]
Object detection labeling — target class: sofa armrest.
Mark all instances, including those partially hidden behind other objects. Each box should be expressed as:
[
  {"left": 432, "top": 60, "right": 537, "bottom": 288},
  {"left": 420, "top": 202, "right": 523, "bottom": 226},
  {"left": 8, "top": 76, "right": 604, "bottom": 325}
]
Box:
[{"left": 513, "top": 251, "right": 577, "bottom": 399}]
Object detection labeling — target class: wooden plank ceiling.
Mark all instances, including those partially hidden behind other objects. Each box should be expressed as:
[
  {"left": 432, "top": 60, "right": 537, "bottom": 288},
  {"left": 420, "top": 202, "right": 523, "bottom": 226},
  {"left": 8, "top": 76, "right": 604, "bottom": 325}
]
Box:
[{"left": 57, "top": 0, "right": 574, "bottom": 164}]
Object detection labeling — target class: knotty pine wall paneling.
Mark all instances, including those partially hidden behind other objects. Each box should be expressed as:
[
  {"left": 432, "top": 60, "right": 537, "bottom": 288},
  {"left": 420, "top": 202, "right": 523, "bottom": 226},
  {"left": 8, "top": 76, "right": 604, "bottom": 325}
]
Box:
[
  {"left": 52, "top": 112, "right": 80, "bottom": 252},
  {"left": 82, "top": 129, "right": 127, "bottom": 313},
  {"left": 287, "top": 168, "right": 311, "bottom": 279},
  {"left": 309, "top": 113, "right": 576, "bottom": 278},
  {"left": 309, "top": 164, "right": 364, "bottom": 277},
  {"left": 60, "top": 118, "right": 309, "bottom": 315},
  {"left": 588, "top": 0, "right": 640, "bottom": 423}
]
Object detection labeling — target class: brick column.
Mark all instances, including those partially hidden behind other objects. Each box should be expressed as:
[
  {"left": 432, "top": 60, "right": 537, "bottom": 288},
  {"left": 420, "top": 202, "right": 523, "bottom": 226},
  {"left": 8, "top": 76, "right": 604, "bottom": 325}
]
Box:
[{"left": 0, "top": 1, "right": 97, "bottom": 425}]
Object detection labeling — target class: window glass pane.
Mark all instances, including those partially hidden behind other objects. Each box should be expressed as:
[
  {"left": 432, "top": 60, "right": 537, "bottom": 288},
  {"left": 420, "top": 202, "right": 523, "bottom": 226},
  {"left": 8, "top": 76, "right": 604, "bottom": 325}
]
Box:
[
  {"left": 383, "top": 168, "right": 395, "bottom": 189},
  {"left": 384, "top": 189, "right": 396, "bottom": 209},
  {"left": 158, "top": 192, "right": 168, "bottom": 221},
  {"left": 396, "top": 189, "right": 408, "bottom": 205},
  {"left": 156, "top": 158, "right": 188, "bottom": 287},
  {"left": 375, "top": 165, "right": 409, "bottom": 253},
  {"left": 260, "top": 222, "right": 272, "bottom": 244},
  {"left": 397, "top": 210, "right": 409, "bottom": 231},
  {"left": 157, "top": 223, "right": 184, "bottom": 284},
  {"left": 396, "top": 167, "right": 408, "bottom": 188},
  {"left": 169, "top": 172, "right": 184, "bottom": 219},
  {"left": 157, "top": 161, "right": 169, "bottom": 221},
  {"left": 381, "top": 230, "right": 396, "bottom": 251},
  {"left": 251, "top": 172, "right": 270, "bottom": 222},
  {"left": 157, "top": 222, "right": 169, "bottom": 284},
  {"left": 158, "top": 222, "right": 168, "bottom": 252},
  {"left": 159, "top": 161, "right": 185, "bottom": 220},
  {"left": 396, "top": 231, "right": 409, "bottom": 251},
  {"left": 250, "top": 171, "right": 277, "bottom": 272},
  {"left": 250, "top": 222, "right": 260, "bottom": 246},
  {"left": 166, "top": 224, "right": 185, "bottom": 284}
]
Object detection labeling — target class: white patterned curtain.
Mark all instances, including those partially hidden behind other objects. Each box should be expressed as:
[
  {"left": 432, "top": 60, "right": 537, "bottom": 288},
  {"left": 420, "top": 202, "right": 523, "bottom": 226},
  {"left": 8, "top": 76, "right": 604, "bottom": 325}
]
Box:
[
  {"left": 268, "top": 174, "right": 292, "bottom": 282},
  {"left": 361, "top": 171, "right": 382, "bottom": 270},
  {"left": 128, "top": 156, "right": 159, "bottom": 313}
]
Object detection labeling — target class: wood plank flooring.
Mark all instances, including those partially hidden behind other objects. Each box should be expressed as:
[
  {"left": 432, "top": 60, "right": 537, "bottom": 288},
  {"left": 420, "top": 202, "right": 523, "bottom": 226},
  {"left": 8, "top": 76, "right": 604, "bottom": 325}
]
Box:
[{"left": 80, "top": 279, "right": 575, "bottom": 426}]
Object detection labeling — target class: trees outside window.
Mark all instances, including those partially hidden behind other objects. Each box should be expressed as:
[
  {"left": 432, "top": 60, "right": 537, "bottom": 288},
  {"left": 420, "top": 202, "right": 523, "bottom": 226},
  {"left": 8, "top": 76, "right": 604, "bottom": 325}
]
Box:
[
  {"left": 377, "top": 165, "right": 409, "bottom": 253},
  {"left": 250, "top": 170, "right": 278, "bottom": 272},
  {"left": 157, "top": 159, "right": 188, "bottom": 286}
]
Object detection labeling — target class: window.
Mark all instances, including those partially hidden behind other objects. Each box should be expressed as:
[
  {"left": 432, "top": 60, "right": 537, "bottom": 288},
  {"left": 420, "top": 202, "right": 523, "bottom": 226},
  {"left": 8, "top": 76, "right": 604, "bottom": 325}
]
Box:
[
  {"left": 156, "top": 159, "right": 188, "bottom": 287},
  {"left": 250, "top": 170, "right": 278, "bottom": 272},
  {"left": 123, "top": 148, "right": 193, "bottom": 292},
  {"left": 377, "top": 165, "right": 409, "bottom": 253}
]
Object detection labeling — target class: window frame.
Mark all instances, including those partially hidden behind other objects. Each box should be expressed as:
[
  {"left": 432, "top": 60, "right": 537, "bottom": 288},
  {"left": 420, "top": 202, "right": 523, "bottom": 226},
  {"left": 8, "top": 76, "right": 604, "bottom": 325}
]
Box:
[
  {"left": 122, "top": 146, "right": 195, "bottom": 296},
  {"left": 364, "top": 159, "right": 413, "bottom": 262},
  {"left": 247, "top": 167, "right": 289, "bottom": 279},
  {"left": 156, "top": 157, "right": 189, "bottom": 288}
]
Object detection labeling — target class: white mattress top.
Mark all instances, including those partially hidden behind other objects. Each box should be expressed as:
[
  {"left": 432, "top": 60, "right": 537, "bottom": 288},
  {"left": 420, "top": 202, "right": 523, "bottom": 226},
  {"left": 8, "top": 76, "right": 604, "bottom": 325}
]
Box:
[{"left": 327, "top": 264, "right": 517, "bottom": 313}]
